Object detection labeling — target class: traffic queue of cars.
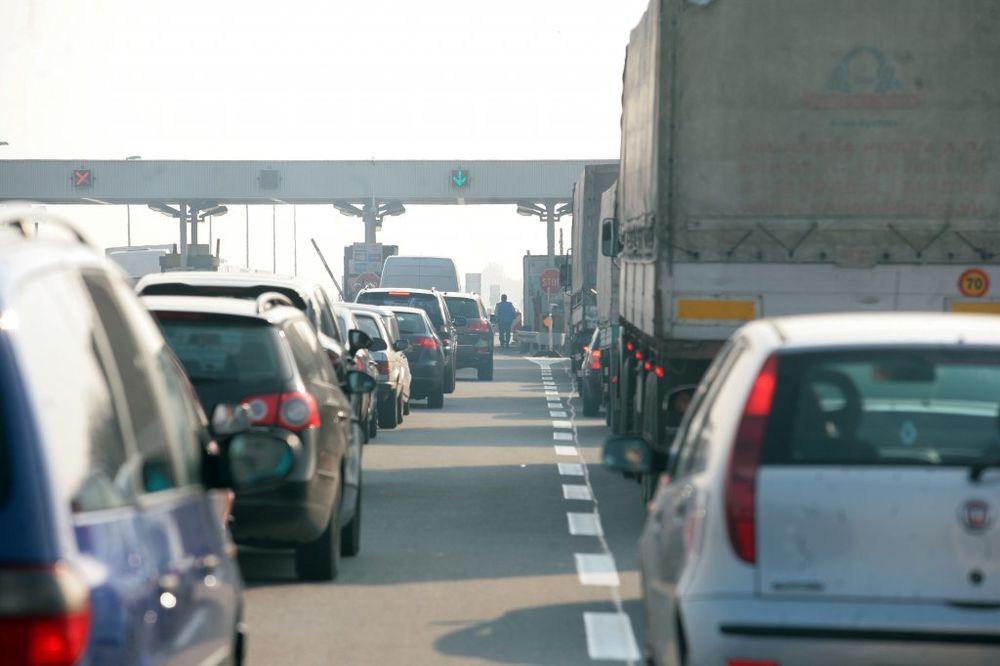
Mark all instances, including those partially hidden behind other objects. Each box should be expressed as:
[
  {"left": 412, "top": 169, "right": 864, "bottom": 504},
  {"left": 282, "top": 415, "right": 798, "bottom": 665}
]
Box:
[
  {"left": 599, "top": 312, "right": 1000, "bottom": 665},
  {"left": 0, "top": 211, "right": 491, "bottom": 665}
]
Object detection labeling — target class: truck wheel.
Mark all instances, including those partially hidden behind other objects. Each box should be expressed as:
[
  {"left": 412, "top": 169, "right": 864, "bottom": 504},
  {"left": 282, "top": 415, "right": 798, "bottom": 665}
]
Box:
[
  {"left": 295, "top": 486, "right": 342, "bottom": 581},
  {"left": 582, "top": 385, "right": 600, "bottom": 417},
  {"left": 378, "top": 396, "right": 398, "bottom": 429},
  {"left": 621, "top": 357, "right": 637, "bottom": 433}
]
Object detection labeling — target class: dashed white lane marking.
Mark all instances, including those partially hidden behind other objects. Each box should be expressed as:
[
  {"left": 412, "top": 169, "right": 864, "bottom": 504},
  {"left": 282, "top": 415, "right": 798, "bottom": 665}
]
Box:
[
  {"left": 558, "top": 463, "right": 584, "bottom": 476},
  {"left": 554, "top": 445, "right": 578, "bottom": 456},
  {"left": 567, "top": 512, "right": 603, "bottom": 536},
  {"left": 547, "top": 401, "right": 562, "bottom": 408},
  {"left": 545, "top": 390, "right": 560, "bottom": 396},
  {"left": 553, "top": 432, "right": 574, "bottom": 441},
  {"left": 550, "top": 410, "right": 568, "bottom": 418},
  {"left": 552, "top": 420, "right": 572, "bottom": 429},
  {"left": 562, "top": 484, "right": 593, "bottom": 501},
  {"left": 575, "top": 554, "right": 620, "bottom": 587},
  {"left": 583, "top": 613, "right": 641, "bottom": 661}
]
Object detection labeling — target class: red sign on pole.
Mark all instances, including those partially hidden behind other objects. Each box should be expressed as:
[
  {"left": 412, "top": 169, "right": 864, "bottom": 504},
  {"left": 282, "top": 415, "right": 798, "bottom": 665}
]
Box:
[{"left": 539, "top": 269, "right": 561, "bottom": 295}]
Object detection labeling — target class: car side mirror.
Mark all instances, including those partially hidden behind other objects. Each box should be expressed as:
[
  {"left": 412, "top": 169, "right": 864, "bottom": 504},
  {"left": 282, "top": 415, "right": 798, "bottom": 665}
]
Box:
[
  {"left": 368, "top": 337, "right": 388, "bottom": 352},
  {"left": 344, "top": 369, "right": 377, "bottom": 395},
  {"left": 601, "top": 217, "right": 621, "bottom": 257},
  {"left": 348, "top": 329, "right": 373, "bottom": 354},
  {"left": 602, "top": 436, "right": 652, "bottom": 474},
  {"left": 452, "top": 316, "right": 468, "bottom": 327},
  {"left": 226, "top": 432, "right": 296, "bottom": 492},
  {"left": 393, "top": 338, "right": 409, "bottom": 352},
  {"left": 211, "top": 403, "right": 251, "bottom": 437}
]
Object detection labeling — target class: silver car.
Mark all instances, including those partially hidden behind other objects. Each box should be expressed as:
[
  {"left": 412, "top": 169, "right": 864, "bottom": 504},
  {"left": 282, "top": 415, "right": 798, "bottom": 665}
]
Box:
[{"left": 605, "top": 312, "right": 1000, "bottom": 666}]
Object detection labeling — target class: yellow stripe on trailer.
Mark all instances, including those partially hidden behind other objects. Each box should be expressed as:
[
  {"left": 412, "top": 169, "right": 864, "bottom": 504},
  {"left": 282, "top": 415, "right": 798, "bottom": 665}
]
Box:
[
  {"left": 676, "top": 299, "right": 756, "bottom": 322},
  {"left": 951, "top": 302, "right": 1000, "bottom": 315}
]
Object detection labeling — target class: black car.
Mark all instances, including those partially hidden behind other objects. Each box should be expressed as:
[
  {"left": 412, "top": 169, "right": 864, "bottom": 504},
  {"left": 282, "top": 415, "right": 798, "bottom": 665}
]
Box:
[
  {"left": 388, "top": 306, "right": 447, "bottom": 408},
  {"left": 356, "top": 287, "right": 459, "bottom": 394},
  {"left": 144, "top": 293, "right": 375, "bottom": 582},
  {"left": 443, "top": 292, "right": 494, "bottom": 381}
]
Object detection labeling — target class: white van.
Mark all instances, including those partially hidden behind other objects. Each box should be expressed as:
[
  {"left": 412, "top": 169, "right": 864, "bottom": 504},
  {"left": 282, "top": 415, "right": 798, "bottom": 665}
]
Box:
[{"left": 380, "top": 256, "right": 460, "bottom": 292}]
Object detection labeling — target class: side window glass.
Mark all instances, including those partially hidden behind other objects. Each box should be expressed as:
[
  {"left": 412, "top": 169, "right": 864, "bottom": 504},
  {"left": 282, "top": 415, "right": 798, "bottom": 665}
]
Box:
[
  {"left": 671, "top": 340, "right": 745, "bottom": 478},
  {"left": 286, "top": 320, "right": 330, "bottom": 384},
  {"left": 155, "top": 351, "right": 205, "bottom": 484},
  {"left": 314, "top": 291, "right": 339, "bottom": 340},
  {"left": 13, "top": 269, "right": 134, "bottom": 512},
  {"left": 82, "top": 272, "right": 178, "bottom": 494}
]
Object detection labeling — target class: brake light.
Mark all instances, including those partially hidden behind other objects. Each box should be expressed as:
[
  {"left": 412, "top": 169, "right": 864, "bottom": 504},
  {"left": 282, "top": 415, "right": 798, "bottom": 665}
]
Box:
[
  {"left": 0, "top": 564, "right": 91, "bottom": 666},
  {"left": 724, "top": 355, "right": 778, "bottom": 564},
  {"left": 243, "top": 392, "right": 321, "bottom": 432},
  {"left": 626, "top": 342, "right": 634, "bottom": 352},
  {"left": 355, "top": 357, "right": 365, "bottom": 371},
  {"left": 643, "top": 361, "right": 652, "bottom": 372},
  {"left": 387, "top": 290, "right": 411, "bottom": 296},
  {"left": 589, "top": 349, "right": 602, "bottom": 371},
  {"left": 467, "top": 320, "right": 491, "bottom": 333},
  {"left": 635, "top": 351, "right": 643, "bottom": 361},
  {"left": 412, "top": 336, "right": 438, "bottom": 349},
  {"left": 654, "top": 365, "right": 665, "bottom": 379}
]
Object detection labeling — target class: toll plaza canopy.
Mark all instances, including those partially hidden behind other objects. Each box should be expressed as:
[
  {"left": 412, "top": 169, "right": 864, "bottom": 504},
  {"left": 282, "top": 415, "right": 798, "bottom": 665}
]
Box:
[{"left": 0, "top": 160, "right": 616, "bottom": 205}]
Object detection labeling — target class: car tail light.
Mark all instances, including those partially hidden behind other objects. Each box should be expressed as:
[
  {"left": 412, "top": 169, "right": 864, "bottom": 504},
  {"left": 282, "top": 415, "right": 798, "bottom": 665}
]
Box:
[
  {"left": 654, "top": 365, "right": 665, "bottom": 379},
  {"left": 375, "top": 360, "right": 390, "bottom": 376},
  {"left": 589, "top": 349, "right": 602, "bottom": 371},
  {"left": 243, "top": 392, "right": 320, "bottom": 432},
  {"left": 635, "top": 351, "right": 643, "bottom": 361},
  {"left": 412, "top": 336, "right": 438, "bottom": 349},
  {"left": 626, "top": 342, "right": 634, "bottom": 352},
  {"left": 355, "top": 357, "right": 365, "bottom": 371},
  {"left": 643, "top": 360, "right": 652, "bottom": 372},
  {"left": 467, "top": 320, "right": 491, "bottom": 333},
  {"left": 0, "top": 564, "right": 90, "bottom": 666},
  {"left": 724, "top": 354, "right": 778, "bottom": 564}
]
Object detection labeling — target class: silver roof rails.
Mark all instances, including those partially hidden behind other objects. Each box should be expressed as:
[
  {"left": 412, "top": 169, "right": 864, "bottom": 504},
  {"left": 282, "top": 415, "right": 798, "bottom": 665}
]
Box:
[
  {"left": 2, "top": 211, "right": 93, "bottom": 247},
  {"left": 256, "top": 291, "right": 295, "bottom": 313}
]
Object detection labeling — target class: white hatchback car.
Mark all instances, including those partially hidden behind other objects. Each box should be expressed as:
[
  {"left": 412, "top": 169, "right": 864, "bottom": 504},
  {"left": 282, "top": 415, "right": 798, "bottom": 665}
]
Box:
[{"left": 604, "top": 312, "right": 1000, "bottom": 666}]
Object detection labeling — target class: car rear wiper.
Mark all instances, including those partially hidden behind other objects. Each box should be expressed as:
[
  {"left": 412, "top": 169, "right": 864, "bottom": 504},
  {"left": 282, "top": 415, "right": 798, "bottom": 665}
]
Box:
[
  {"left": 185, "top": 375, "right": 235, "bottom": 383},
  {"left": 969, "top": 459, "right": 1000, "bottom": 482}
]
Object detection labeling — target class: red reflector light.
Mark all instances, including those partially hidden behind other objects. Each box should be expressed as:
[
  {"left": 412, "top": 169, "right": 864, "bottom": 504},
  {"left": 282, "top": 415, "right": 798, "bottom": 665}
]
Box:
[
  {"left": 655, "top": 365, "right": 665, "bottom": 379},
  {"left": 611, "top": 376, "right": 618, "bottom": 384},
  {"left": 635, "top": 351, "right": 643, "bottom": 360},
  {"left": 626, "top": 342, "right": 634, "bottom": 352},
  {"left": 725, "top": 354, "right": 778, "bottom": 564},
  {"left": 412, "top": 336, "right": 438, "bottom": 349},
  {"left": 643, "top": 361, "right": 652, "bottom": 371}
]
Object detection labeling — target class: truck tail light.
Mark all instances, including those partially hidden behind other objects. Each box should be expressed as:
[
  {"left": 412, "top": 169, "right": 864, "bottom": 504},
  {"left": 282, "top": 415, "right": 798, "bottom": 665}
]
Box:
[
  {"left": 589, "top": 349, "right": 602, "bottom": 371},
  {"left": 724, "top": 355, "right": 777, "bottom": 564},
  {"left": 0, "top": 564, "right": 91, "bottom": 666},
  {"left": 654, "top": 365, "right": 665, "bottom": 379}
]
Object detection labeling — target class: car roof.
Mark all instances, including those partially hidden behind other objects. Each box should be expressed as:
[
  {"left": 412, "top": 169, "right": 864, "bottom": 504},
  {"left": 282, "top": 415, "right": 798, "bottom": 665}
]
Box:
[
  {"left": 344, "top": 302, "right": 396, "bottom": 316},
  {"left": 443, "top": 292, "right": 478, "bottom": 300},
  {"left": 753, "top": 312, "right": 1000, "bottom": 349},
  {"left": 136, "top": 270, "right": 321, "bottom": 294},
  {"left": 140, "top": 294, "right": 304, "bottom": 325}
]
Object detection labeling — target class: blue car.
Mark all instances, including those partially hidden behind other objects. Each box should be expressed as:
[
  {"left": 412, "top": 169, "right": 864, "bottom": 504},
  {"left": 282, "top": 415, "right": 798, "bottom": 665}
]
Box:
[{"left": 0, "top": 213, "right": 284, "bottom": 665}]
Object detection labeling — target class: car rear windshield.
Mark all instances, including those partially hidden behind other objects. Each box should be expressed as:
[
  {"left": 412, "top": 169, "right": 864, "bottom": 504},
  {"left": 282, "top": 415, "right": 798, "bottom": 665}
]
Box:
[
  {"left": 354, "top": 314, "right": 384, "bottom": 342},
  {"left": 393, "top": 311, "right": 429, "bottom": 336},
  {"left": 443, "top": 297, "right": 480, "bottom": 320},
  {"left": 141, "top": 283, "right": 309, "bottom": 311},
  {"left": 765, "top": 347, "right": 1000, "bottom": 467},
  {"left": 357, "top": 292, "right": 444, "bottom": 327},
  {"left": 155, "top": 313, "right": 291, "bottom": 383}
]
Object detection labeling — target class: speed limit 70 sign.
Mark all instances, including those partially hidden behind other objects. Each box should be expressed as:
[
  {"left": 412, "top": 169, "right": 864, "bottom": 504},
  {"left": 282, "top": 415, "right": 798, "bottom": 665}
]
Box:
[{"left": 959, "top": 269, "right": 990, "bottom": 298}]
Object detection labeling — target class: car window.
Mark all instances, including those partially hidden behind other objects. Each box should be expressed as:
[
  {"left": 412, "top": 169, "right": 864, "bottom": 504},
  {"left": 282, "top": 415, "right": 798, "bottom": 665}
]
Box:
[
  {"left": 82, "top": 272, "right": 178, "bottom": 494},
  {"left": 314, "top": 289, "right": 341, "bottom": 340},
  {"left": 394, "top": 312, "right": 429, "bottom": 335},
  {"left": 354, "top": 314, "right": 384, "bottom": 343},
  {"left": 286, "top": 319, "right": 333, "bottom": 384},
  {"left": 444, "top": 297, "right": 480, "bottom": 320},
  {"left": 156, "top": 314, "right": 291, "bottom": 384},
  {"left": 766, "top": 347, "right": 1000, "bottom": 467},
  {"left": 154, "top": 351, "right": 206, "bottom": 484},
  {"left": 671, "top": 340, "right": 745, "bottom": 478},
  {"left": 13, "top": 269, "right": 134, "bottom": 512},
  {"left": 357, "top": 292, "right": 445, "bottom": 328}
]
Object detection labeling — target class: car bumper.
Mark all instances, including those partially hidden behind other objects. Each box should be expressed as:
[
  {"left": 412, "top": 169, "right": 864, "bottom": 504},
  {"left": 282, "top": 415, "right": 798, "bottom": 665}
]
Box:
[
  {"left": 673, "top": 596, "right": 1000, "bottom": 666},
  {"left": 456, "top": 344, "right": 492, "bottom": 368},
  {"left": 409, "top": 360, "right": 444, "bottom": 394}
]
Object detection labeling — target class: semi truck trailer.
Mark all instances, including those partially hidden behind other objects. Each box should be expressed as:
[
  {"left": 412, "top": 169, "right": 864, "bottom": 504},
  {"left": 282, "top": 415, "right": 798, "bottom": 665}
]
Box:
[{"left": 605, "top": 0, "right": 1000, "bottom": 497}]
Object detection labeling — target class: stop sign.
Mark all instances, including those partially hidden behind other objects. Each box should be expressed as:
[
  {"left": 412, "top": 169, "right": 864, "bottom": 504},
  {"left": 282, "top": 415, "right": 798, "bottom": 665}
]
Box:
[{"left": 539, "top": 269, "right": 561, "bottom": 295}]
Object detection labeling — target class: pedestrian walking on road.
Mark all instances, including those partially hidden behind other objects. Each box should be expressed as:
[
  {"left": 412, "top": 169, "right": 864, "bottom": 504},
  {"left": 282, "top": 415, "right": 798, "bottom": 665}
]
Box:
[{"left": 494, "top": 294, "right": 516, "bottom": 348}]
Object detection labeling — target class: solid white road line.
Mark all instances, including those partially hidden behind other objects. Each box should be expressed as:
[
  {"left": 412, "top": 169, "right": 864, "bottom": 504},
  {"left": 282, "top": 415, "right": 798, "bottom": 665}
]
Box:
[
  {"left": 575, "top": 554, "right": 620, "bottom": 587},
  {"left": 558, "top": 463, "right": 585, "bottom": 476},
  {"left": 553, "top": 432, "right": 574, "bottom": 441},
  {"left": 567, "top": 512, "right": 603, "bottom": 536},
  {"left": 550, "top": 411, "right": 568, "bottom": 418},
  {"left": 554, "top": 445, "right": 578, "bottom": 456},
  {"left": 562, "top": 484, "right": 593, "bottom": 501},
  {"left": 583, "top": 612, "right": 641, "bottom": 662},
  {"left": 552, "top": 420, "right": 572, "bottom": 429}
]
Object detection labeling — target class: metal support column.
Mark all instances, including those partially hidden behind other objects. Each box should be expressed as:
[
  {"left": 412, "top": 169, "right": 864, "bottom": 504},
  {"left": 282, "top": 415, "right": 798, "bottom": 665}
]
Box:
[
  {"left": 363, "top": 204, "right": 378, "bottom": 244},
  {"left": 545, "top": 202, "right": 556, "bottom": 258},
  {"left": 178, "top": 202, "right": 189, "bottom": 267},
  {"left": 245, "top": 205, "right": 250, "bottom": 268},
  {"left": 190, "top": 205, "right": 199, "bottom": 247}
]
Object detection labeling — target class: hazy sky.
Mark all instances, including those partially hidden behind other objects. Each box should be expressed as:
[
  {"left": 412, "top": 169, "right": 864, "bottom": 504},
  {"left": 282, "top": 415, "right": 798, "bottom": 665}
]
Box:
[{"left": 1, "top": 0, "right": 647, "bottom": 299}]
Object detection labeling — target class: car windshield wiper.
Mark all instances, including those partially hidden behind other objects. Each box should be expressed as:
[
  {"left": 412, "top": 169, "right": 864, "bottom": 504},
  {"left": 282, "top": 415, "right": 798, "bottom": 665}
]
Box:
[{"left": 969, "top": 458, "right": 1000, "bottom": 482}]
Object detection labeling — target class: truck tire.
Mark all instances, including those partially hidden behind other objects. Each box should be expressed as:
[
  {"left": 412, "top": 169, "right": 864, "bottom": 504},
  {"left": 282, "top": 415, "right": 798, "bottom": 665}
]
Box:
[{"left": 582, "top": 384, "right": 600, "bottom": 417}]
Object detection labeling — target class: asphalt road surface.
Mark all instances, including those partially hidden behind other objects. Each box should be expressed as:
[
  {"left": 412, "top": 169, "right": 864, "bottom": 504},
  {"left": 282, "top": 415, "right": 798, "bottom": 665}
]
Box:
[{"left": 241, "top": 354, "right": 647, "bottom": 665}]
